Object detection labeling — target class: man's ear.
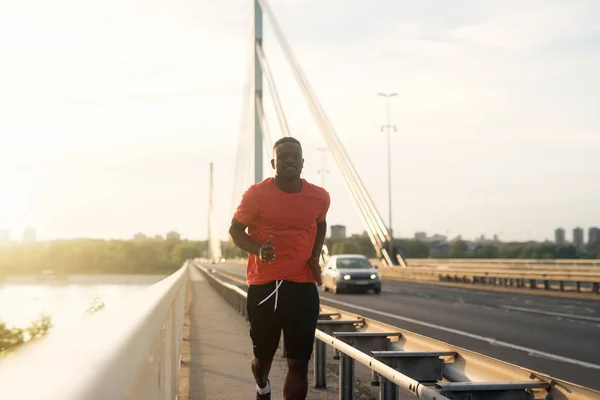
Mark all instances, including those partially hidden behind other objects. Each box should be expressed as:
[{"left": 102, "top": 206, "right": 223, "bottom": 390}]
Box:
[{"left": 271, "top": 159, "right": 275, "bottom": 169}]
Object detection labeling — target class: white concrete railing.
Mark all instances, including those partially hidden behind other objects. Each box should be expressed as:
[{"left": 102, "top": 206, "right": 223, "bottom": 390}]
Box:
[{"left": 0, "top": 262, "right": 189, "bottom": 400}]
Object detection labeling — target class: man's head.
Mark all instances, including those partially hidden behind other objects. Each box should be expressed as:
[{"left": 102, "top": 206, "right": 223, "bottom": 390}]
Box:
[{"left": 271, "top": 136, "right": 304, "bottom": 179}]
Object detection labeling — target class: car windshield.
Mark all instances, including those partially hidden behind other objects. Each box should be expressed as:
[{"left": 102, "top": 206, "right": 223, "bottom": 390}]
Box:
[{"left": 336, "top": 258, "right": 372, "bottom": 269}]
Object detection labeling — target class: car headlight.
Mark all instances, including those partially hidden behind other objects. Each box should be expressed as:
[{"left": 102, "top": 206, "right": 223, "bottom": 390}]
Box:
[
  {"left": 343, "top": 274, "right": 351, "bottom": 280},
  {"left": 370, "top": 274, "right": 377, "bottom": 280}
]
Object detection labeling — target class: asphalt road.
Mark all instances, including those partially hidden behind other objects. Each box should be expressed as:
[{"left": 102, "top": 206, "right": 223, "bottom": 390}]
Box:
[{"left": 207, "top": 262, "right": 600, "bottom": 390}]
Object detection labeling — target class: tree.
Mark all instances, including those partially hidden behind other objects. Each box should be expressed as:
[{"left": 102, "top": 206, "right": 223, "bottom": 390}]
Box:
[
  {"left": 532, "top": 243, "right": 556, "bottom": 259},
  {"left": 474, "top": 244, "right": 498, "bottom": 258},
  {"left": 556, "top": 245, "right": 577, "bottom": 259},
  {"left": 172, "top": 242, "right": 203, "bottom": 265},
  {"left": 498, "top": 245, "right": 521, "bottom": 258},
  {"left": 519, "top": 243, "right": 537, "bottom": 259},
  {"left": 166, "top": 231, "right": 181, "bottom": 241},
  {"left": 450, "top": 240, "right": 468, "bottom": 258},
  {"left": 401, "top": 240, "right": 430, "bottom": 258},
  {"left": 331, "top": 241, "right": 360, "bottom": 255}
]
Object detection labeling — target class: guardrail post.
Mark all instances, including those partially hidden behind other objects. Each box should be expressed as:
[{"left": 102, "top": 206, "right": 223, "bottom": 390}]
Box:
[
  {"left": 242, "top": 297, "right": 248, "bottom": 317},
  {"left": 530, "top": 279, "right": 537, "bottom": 289},
  {"left": 314, "top": 339, "right": 327, "bottom": 388},
  {"left": 339, "top": 354, "right": 354, "bottom": 400},
  {"left": 379, "top": 377, "right": 397, "bottom": 400}
]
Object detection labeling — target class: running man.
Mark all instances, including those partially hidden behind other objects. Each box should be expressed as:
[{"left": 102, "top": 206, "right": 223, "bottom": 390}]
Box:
[{"left": 229, "top": 136, "right": 330, "bottom": 400}]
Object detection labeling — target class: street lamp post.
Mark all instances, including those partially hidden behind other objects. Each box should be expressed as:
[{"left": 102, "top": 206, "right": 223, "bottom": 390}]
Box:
[{"left": 378, "top": 92, "right": 397, "bottom": 257}]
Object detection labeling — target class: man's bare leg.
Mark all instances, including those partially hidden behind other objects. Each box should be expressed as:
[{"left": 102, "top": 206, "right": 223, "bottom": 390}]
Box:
[
  {"left": 283, "top": 358, "right": 309, "bottom": 400},
  {"left": 251, "top": 356, "right": 273, "bottom": 388}
]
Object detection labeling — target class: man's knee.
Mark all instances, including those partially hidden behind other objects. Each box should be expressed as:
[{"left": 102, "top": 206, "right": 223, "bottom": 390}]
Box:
[{"left": 287, "top": 358, "right": 309, "bottom": 376}]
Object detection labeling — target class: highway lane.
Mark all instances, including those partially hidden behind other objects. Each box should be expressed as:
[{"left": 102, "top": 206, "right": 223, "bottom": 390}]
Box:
[{"left": 207, "top": 263, "right": 600, "bottom": 390}]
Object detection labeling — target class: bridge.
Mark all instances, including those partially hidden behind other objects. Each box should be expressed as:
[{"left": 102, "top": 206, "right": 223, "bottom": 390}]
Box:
[{"left": 1, "top": 1, "right": 599, "bottom": 399}]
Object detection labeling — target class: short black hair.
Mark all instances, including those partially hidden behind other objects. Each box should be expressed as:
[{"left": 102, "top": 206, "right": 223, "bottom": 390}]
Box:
[{"left": 273, "top": 136, "right": 302, "bottom": 151}]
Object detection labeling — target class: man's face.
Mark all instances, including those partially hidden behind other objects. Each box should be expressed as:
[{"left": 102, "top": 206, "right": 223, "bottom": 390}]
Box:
[{"left": 272, "top": 142, "right": 304, "bottom": 178}]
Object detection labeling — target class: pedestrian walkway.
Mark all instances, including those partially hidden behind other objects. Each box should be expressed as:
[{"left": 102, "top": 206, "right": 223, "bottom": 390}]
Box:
[{"left": 178, "top": 266, "right": 341, "bottom": 400}]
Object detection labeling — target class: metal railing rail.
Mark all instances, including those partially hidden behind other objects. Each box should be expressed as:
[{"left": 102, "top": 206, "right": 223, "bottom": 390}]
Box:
[
  {"left": 380, "top": 266, "right": 600, "bottom": 295},
  {"left": 0, "top": 263, "right": 189, "bottom": 400},
  {"left": 229, "top": 257, "right": 600, "bottom": 271},
  {"left": 370, "top": 259, "right": 600, "bottom": 272},
  {"left": 407, "top": 258, "right": 600, "bottom": 267},
  {"left": 195, "top": 263, "right": 600, "bottom": 400}
]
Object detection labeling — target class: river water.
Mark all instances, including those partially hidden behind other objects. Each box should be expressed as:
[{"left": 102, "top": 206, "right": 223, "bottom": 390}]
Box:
[{"left": 0, "top": 275, "right": 166, "bottom": 332}]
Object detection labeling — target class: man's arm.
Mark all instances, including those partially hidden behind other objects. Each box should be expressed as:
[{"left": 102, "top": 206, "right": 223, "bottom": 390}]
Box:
[
  {"left": 229, "top": 218, "right": 275, "bottom": 263},
  {"left": 312, "top": 191, "right": 331, "bottom": 259},
  {"left": 311, "top": 219, "right": 327, "bottom": 259},
  {"left": 228, "top": 218, "right": 261, "bottom": 256}
]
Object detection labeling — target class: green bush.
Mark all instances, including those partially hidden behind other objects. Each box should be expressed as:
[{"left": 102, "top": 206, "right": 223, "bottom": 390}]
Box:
[{"left": 0, "top": 315, "right": 53, "bottom": 354}]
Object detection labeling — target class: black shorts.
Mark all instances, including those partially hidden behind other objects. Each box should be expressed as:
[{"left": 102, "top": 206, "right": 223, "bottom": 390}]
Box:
[{"left": 247, "top": 280, "right": 320, "bottom": 361}]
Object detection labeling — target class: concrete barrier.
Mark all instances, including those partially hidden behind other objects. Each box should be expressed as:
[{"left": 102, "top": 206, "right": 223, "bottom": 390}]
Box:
[{"left": 0, "top": 263, "right": 189, "bottom": 400}]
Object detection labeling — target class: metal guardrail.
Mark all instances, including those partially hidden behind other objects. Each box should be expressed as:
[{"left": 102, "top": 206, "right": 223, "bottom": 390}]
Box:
[
  {"left": 227, "top": 257, "right": 600, "bottom": 270},
  {"left": 369, "top": 259, "right": 600, "bottom": 272},
  {"left": 195, "top": 262, "right": 600, "bottom": 400},
  {"left": 408, "top": 258, "right": 600, "bottom": 267},
  {"left": 0, "top": 263, "right": 189, "bottom": 400},
  {"left": 207, "top": 258, "right": 600, "bottom": 294},
  {"left": 380, "top": 266, "right": 600, "bottom": 295}
]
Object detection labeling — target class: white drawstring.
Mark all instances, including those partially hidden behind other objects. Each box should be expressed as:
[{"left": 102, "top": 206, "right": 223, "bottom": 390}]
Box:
[{"left": 258, "top": 280, "right": 283, "bottom": 311}]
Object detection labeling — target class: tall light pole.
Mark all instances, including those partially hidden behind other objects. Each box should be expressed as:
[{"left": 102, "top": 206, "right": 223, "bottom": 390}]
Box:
[
  {"left": 317, "top": 146, "right": 329, "bottom": 187},
  {"left": 378, "top": 92, "right": 397, "bottom": 254}
]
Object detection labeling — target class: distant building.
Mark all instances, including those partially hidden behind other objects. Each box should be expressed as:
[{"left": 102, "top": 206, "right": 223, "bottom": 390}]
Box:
[
  {"left": 429, "top": 234, "right": 447, "bottom": 242},
  {"left": 0, "top": 229, "right": 9, "bottom": 243},
  {"left": 414, "top": 232, "right": 427, "bottom": 241},
  {"left": 414, "top": 232, "right": 448, "bottom": 243},
  {"left": 330, "top": 225, "right": 346, "bottom": 240},
  {"left": 474, "top": 234, "right": 502, "bottom": 245},
  {"left": 554, "top": 228, "right": 565, "bottom": 245},
  {"left": 573, "top": 227, "right": 584, "bottom": 250},
  {"left": 589, "top": 227, "right": 600, "bottom": 245},
  {"left": 23, "top": 228, "right": 37, "bottom": 243}
]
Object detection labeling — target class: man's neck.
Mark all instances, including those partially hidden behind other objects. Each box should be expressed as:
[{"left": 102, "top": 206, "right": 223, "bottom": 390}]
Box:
[{"left": 275, "top": 175, "right": 302, "bottom": 193}]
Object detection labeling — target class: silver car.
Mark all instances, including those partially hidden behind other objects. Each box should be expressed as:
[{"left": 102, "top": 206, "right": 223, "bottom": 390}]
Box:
[{"left": 321, "top": 254, "right": 381, "bottom": 294}]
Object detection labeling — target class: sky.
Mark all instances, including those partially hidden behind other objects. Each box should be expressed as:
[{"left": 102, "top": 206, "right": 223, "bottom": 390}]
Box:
[{"left": 0, "top": 0, "right": 599, "bottom": 243}]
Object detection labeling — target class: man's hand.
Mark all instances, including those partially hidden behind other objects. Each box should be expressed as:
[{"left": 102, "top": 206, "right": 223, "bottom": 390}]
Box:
[
  {"left": 257, "top": 235, "right": 275, "bottom": 264},
  {"left": 307, "top": 256, "right": 322, "bottom": 286}
]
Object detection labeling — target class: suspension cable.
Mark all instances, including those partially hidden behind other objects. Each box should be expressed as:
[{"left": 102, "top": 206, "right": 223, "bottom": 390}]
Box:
[
  {"left": 232, "top": 26, "right": 256, "bottom": 212},
  {"left": 255, "top": 93, "right": 274, "bottom": 151},
  {"left": 256, "top": 42, "right": 291, "bottom": 137},
  {"left": 258, "top": 0, "right": 405, "bottom": 266},
  {"left": 259, "top": 1, "right": 389, "bottom": 238}
]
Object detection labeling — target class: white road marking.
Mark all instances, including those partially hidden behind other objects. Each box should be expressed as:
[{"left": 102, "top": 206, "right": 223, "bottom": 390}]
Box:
[
  {"left": 500, "top": 305, "right": 600, "bottom": 322},
  {"left": 320, "top": 295, "right": 600, "bottom": 371}
]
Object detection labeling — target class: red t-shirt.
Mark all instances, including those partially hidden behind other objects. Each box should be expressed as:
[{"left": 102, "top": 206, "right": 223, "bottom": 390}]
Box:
[{"left": 233, "top": 178, "right": 330, "bottom": 285}]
